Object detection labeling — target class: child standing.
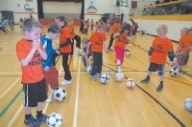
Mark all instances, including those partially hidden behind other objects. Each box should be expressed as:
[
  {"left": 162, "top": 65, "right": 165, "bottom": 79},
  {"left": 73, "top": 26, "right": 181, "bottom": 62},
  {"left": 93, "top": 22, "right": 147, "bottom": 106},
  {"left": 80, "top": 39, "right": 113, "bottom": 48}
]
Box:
[
  {"left": 41, "top": 24, "right": 61, "bottom": 102},
  {"left": 175, "top": 28, "right": 191, "bottom": 70},
  {"left": 90, "top": 19, "right": 94, "bottom": 31},
  {"left": 81, "top": 38, "right": 92, "bottom": 70},
  {"left": 140, "top": 25, "right": 174, "bottom": 92},
  {"left": 16, "top": 18, "right": 48, "bottom": 126},
  {"left": 114, "top": 23, "right": 131, "bottom": 72},
  {"left": 89, "top": 22, "right": 109, "bottom": 80},
  {"left": 55, "top": 16, "right": 72, "bottom": 85}
]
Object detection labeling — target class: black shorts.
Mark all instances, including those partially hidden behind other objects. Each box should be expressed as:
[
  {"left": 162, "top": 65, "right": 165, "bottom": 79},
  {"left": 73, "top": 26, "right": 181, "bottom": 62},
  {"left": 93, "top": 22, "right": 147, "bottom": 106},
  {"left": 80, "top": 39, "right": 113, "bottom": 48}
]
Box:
[
  {"left": 23, "top": 79, "right": 47, "bottom": 107},
  {"left": 148, "top": 62, "right": 165, "bottom": 76}
]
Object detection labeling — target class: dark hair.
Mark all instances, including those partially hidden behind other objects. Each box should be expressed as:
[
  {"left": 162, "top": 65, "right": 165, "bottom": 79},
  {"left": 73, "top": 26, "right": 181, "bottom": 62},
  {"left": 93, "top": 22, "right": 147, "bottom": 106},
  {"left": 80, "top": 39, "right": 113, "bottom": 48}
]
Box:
[
  {"left": 56, "top": 16, "right": 68, "bottom": 26},
  {"left": 22, "top": 18, "right": 42, "bottom": 32},
  {"left": 120, "top": 23, "right": 131, "bottom": 36},
  {"left": 48, "top": 24, "right": 61, "bottom": 33}
]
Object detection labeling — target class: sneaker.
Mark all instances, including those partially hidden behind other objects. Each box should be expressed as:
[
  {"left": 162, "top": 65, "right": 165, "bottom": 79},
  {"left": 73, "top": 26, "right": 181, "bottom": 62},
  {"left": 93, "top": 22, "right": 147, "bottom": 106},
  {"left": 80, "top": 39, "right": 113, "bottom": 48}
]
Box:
[
  {"left": 91, "top": 75, "right": 98, "bottom": 80},
  {"left": 60, "top": 79, "right": 72, "bottom": 86},
  {"left": 140, "top": 77, "right": 150, "bottom": 83},
  {"left": 116, "top": 65, "right": 122, "bottom": 73},
  {"left": 36, "top": 114, "right": 48, "bottom": 123},
  {"left": 156, "top": 84, "right": 163, "bottom": 92},
  {"left": 24, "top": 115, "right": 41, "bottom": 127}
]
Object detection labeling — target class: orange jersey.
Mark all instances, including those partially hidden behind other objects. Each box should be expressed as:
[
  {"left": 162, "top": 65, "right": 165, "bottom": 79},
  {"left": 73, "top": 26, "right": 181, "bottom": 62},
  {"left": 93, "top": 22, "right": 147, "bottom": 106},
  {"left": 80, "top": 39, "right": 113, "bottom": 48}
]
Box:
[
  {"left": 178, "top": 35, "right": 191, "bottom": 52},
  {"left": 90, "top": 32, "right": 107, "bottom": 52},
  {"left": 150, "top": 37, "right": 173, "bottom": 64},
  {"left": 111, "top": 23, "right": 121, "bottom": 34},
  {"left": 69, "top": 25, "right": 75, "bottom": 39},
  {"left": 114, "top": 33, "right": 129, "bottom": 49},
  {"left": 59, "top": 26, "right": 71, "bottom": 53},
  {"left": 16, "top": 38, "right": 45, "bottom": 84},
  {"left": 188, "top": 35, "right": 192, "bottom": 47}
]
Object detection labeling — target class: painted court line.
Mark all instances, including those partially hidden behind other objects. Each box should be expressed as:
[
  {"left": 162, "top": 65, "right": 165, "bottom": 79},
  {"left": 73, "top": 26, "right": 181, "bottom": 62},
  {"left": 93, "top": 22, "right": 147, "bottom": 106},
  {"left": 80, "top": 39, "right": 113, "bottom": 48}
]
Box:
[
  {"left": 0, "top": 77, "right": 20, "bottom": 98},
  {"left": 7, "top": 104, "right": 23, "bottom": 127},
  {"left": 73, "top": 57, "right": 81, "bottom": 127}
]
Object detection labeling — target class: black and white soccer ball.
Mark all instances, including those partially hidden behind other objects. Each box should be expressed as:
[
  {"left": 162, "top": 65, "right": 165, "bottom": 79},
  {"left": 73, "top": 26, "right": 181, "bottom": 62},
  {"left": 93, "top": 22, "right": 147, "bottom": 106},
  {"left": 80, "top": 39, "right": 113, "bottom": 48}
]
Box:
[
  {"left": 47, "top": 112, "right": 63, "bottom": 127},
  {"left": 170, "top": 65, "right": 179, "bottom": 77},
  {"left": 115, "top": 72, "right": 124, "bottom": 82},
  {"left": 184, "top": 98, "right": 192, "bottom": 112},
  {"left": 100, "top": 73, "right": 110, "bottom": 84},
  {"left": 126, "top": 78, "right": 136, "bottom": 88},
  {"left": 53, "top": 88, "right": 67, "bottom": 102}
]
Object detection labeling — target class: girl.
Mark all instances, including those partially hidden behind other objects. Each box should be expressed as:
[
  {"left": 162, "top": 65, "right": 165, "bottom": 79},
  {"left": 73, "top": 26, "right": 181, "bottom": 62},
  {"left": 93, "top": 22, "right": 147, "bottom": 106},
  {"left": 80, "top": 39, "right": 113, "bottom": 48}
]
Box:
[{"left": 114, "top": 23, "right": 131, "bottom": 72}]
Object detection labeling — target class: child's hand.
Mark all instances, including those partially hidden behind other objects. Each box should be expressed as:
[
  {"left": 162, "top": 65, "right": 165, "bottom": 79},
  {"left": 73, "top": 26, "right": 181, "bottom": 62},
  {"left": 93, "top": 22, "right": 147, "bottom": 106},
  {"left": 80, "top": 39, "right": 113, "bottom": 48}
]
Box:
[
  {"left": 32, "top": 39, "right": 40, "bottom": 50},
  {"left": 43, "top": 66, "right": 50, "bottom": 71},
  {"left": 56, "top": 50, "right": 60, "bottom": 55},
  {"left": 105, "top": 48, "right": 109, "bottom": 53}
]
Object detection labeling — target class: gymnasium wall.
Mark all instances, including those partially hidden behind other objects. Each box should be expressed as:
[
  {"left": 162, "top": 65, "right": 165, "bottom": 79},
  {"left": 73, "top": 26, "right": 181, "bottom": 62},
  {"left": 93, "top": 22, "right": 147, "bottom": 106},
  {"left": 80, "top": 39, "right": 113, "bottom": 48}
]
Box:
[
  {"left": 130, "top": 15, "right": 192, "bottom": 41},
  {"left": 0, "top": 0, "right": 38, "bottom": 23},
  {"left": 42, "top": 1, "right": 81, "bottom": 19}
]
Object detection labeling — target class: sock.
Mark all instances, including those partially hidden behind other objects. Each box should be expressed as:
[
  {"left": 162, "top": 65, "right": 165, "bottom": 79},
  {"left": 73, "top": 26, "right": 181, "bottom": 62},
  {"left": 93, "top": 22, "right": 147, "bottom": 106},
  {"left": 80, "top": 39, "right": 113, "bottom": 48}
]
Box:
[
  {"left": 37, "top": 111, "right": 42, "bottom": 118},
  {"left": 160, "top": 81, "right": 163, "bottom": 85},
  {"left": 25, "top": 114, "right": 31, "bottom": 120},
  {"left": 116, "top": 59, "right": 121, "bottom": 66}
]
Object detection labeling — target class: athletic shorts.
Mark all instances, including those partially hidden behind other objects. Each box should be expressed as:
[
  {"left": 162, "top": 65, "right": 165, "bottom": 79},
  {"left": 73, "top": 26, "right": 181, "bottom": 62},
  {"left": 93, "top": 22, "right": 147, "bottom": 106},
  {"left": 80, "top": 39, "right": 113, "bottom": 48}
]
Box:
[
  {"left": 23, "top": 79, "right": 47, "bottom": 107},
  {"left": 148, "top": 62, "right": 165, "bottom": 76}
]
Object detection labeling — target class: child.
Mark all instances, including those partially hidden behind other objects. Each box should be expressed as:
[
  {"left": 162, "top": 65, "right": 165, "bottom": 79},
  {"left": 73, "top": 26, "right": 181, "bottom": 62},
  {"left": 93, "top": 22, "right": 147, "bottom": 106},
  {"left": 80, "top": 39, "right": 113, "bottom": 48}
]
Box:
[
  {"left": 175, "top": 28, "right": 190, "bottom": 70},
  {"left": 90, "top": 19, "right": 94, "bottom": 31},
  {"left": 16, "top": 18, "right": 48, "bottom": 126},
  {"left": 81, "top": 38, "right": 92, "bottom": 70},
  {"left": 114, "top": 23, "right": 131, "bottom": 72},
  {"left": 89, "top": 22, "right": 109, "bottom": 80},
  {"left": 108, "top": 18, "right": 121, "bottom": 50},
  {"left": 83, "top": 20, "right": 89, "bottom": 34},
  {"left": 55, "top": 16, "right": 72, "bottom": 85},
  {"left": 106, "top": 19, "right": 111, "bottom": 33},
  {"left": 41, "top": 24, "right": 61, "bottom": 103},
  {"left": 95, "top": 21, "right": 98, "bottom": 31},
  {"left": 140, "top": 25, "right": 174, "bottom": 92}
]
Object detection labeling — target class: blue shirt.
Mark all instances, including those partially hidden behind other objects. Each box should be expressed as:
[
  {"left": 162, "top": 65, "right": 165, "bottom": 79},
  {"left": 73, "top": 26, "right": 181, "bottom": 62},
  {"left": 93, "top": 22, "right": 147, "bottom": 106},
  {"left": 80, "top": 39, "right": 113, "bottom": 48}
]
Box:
[{"left": 41, "top": 35, "right": 56, "bottom": 69}]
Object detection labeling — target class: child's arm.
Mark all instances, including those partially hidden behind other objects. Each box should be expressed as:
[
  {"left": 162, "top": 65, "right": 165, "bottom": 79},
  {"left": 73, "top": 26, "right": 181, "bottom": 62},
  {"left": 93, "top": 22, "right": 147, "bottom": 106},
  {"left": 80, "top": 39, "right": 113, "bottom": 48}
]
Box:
[
  {"left": 59, "top": 38, "right": 71, "bottom": 48},
  {"left": 103, "top": 42, "right": 109, "bottom": 53},
  {"left": 35, "top": 40, "right": 47, "bottom": 60},
  {"left": 148, "top": 47, "right": 154, "bottom": 60}
]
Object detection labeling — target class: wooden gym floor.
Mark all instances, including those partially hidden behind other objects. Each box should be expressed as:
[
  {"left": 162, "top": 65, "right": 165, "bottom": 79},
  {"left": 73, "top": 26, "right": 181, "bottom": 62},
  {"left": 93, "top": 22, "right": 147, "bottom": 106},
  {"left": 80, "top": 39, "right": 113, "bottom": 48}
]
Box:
[{"left": 0, "top": 25, "right": 192, "bottom": 127}]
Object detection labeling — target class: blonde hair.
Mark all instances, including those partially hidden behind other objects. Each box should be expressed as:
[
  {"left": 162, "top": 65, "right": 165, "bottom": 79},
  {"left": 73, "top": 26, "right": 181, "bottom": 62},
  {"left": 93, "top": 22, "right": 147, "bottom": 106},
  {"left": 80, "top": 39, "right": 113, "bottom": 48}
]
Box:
[{"left": 157, "top": 24, "right": 168, "bottom": 33}]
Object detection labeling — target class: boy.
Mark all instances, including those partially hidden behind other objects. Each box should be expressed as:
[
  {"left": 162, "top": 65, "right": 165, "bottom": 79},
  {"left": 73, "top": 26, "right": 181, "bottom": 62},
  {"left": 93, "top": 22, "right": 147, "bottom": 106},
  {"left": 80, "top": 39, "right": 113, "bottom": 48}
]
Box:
[
  {"left": 89, "top": 22, "right": 109, "bottom": 80},
  {"left": 55, "top": 16, "right": 72, "bottom": 85},
  {"left": 16, "top": 18, "right": 48, "bottom": 126},
  {"left": 41, "top": 24, "right": 60, "bottom": 103},
  {"left": 140, "top": 25, "right": 174, "bottom": 92},
  {"left": 175, "top": 28, "right": 190, "bottom": 70}
]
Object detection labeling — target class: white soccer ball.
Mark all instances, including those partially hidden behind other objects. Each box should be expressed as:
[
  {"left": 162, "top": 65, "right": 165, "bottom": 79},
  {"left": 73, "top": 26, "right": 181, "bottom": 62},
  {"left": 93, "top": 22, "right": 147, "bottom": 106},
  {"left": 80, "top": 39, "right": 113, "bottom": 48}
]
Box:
[
  {"left": 100, "top": 73, "right": 110, "bottom": 84},
  {"left": 116, "top": 72, "right": 124, "bottom": 82},
  {"left": 47, "top": 112, "right": 63, "bottom": 127},
  {"left": 126, "top": 78, "right": 136, "bottom": 88},
  {"left": 53, "top": 88, "right": 67, "bottom": 102},
  {"left": 185, "top": 98, "right": 192, "bottom": 112},
  {"left": 170, "top": 65, "right": 179, "bottom": 77},
  {"left": 126, "top": 51, "right": 130, "bottom": 57}
]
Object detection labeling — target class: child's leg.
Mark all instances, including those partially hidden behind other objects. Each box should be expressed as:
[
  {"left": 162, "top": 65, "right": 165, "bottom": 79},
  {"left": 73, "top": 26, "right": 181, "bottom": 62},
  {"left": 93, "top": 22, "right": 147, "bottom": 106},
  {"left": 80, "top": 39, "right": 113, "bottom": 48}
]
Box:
[
  {"left": 97, "top": 53, "right": 103, "bottom": 75},
  {"left": 82, "top": 55, "right": 88, "bottom": 67},
  {"left": 70, "top": 39, "right": 74, "bottom": 56},
  {"left": 141, "top": 63, "right": 155, "bottom": 83},
  {"left": 108, "top": 34, "right": 114, "bottom": 50},
  {"left": 50, "top": 66, "right": 59, "bottom": 89},
  {"left": 156, "top": 64, "right": 165, "bottom": 92},
  {"left": 74, "top": 35, "right": 81, "bottom": 48}
]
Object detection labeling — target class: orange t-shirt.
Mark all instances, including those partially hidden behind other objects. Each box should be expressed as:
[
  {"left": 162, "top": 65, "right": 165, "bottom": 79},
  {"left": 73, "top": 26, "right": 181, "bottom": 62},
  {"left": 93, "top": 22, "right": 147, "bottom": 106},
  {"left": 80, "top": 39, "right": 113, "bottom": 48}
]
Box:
[
  {"left": 178, "top": 35, "right": 191, "bottom": 52},
  {"left": 90, "top": 32, "right": 107, "bottom": 52},
  {"left": 114, "top": 33, "right": 128, "bottom": 49},
  {"left": 188, "top": 35, "right": 192, "bottom": 47},
  {"left": 150, "top": 37, "right": 173, "bottom": 64},
  {"left": 59, "top": 26, "right": 71, "bottom": 53},
  {"left": 69, "top": 25, "right": 75, "bottom": 39},
  {"left": 111, "top": 23, "right": 121, "bottom": 35},
  {"left": 16, "top": 38, "right": 45, "bottom": 84}
]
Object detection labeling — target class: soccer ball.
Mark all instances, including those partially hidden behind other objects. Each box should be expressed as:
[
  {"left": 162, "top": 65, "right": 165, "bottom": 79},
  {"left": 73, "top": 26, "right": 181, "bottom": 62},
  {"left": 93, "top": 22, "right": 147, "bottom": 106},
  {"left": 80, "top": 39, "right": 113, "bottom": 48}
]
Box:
[
  {"left": 184, "top": 98, "right": 192, "bottom": 112},
  {"left": 170, "top": 65, "right": 179, "bottom": 77},
  {"left": 126, "top": 50, "right": 130, "bottom": 57},
  {"left": 100, "top": 73, "right": 110, "bottom": 84},
  {"left": 47, "top": 112, "right": 63, "bottom": 127},
  {"left": 126, "top": 78, "right": 136, "bottom": 88},
  {"left": 116, "top": 72, "right": 124, "bottom": 82},
  {"left": 53, "top": 88, "right": 67, "bottom": 102},
  {"left": 86, "top": 64, "right": 92, "bottom": 74}
]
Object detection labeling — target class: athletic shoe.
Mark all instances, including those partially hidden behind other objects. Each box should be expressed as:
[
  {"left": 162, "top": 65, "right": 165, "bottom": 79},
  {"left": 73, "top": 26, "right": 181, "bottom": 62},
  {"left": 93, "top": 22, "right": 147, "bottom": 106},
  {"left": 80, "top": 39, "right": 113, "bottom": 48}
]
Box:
[
  {"left": 140, "top": 77, "right": 150, "bottom": 83},
  {"left": 60, "top": 79, "right": 72, "bottom": 86},
  {"left": 24, "top": 115, "right": 41, "bottom": 127},
  {"left": 91, "top": 75, "right": 98, "bottom": 80},
  {"left": 36, "top": 114, "right": 48, "bottom": 123},
  {"left": 156, "top": 84, "right": 163, "bottom": 92},
  {"left": 116, "top": 65, "right": 122, "bottom": 73}
]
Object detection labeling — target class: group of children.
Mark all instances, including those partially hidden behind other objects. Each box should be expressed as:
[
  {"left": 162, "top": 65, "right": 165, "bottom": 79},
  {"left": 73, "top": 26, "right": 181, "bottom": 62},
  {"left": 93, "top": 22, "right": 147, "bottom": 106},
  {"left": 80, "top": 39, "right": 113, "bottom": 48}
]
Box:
[{"left": 15, "top": 16, "right": 192, "bottom": 126}]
